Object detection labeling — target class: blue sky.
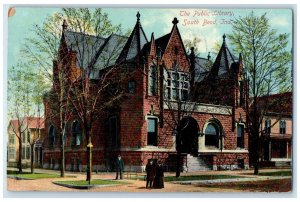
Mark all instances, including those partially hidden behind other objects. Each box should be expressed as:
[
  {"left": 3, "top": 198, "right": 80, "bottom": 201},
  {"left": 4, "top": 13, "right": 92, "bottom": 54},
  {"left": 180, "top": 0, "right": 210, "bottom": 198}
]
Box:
[{"left": 8, "top": 7, "right": 293, "bottom": 68}]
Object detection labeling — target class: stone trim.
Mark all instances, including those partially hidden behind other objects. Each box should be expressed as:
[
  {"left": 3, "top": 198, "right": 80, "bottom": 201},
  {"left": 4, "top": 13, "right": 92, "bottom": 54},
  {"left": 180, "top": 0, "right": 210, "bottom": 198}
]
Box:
[
  {"left": 163, "top": 102, "right": 232, "bottom": 115},
  {"left": 199, "top": 149, "right": 248, "bottom": 153}
]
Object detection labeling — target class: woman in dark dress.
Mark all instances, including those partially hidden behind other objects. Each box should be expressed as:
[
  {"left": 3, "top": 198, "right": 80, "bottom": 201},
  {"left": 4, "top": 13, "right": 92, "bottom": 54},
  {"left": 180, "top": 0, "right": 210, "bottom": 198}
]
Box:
[{"left": 153, "top": 161, "right": 164, "bottom": 188}]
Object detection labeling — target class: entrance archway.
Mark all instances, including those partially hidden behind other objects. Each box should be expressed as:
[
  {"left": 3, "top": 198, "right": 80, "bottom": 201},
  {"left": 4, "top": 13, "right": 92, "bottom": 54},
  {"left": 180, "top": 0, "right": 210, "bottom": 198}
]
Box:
[{"left": 178, "top": 116, "right": 200, "bottom": 156}]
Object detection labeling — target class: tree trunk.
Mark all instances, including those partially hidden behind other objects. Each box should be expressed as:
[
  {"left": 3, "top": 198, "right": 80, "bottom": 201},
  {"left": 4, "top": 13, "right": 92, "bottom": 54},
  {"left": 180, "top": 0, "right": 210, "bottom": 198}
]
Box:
[
  {"left": 60, "top": 142, "right": 65, "bottom": 177},
  {"left": 86, "top": 131, "right": 92, "bottom": 183},
  {"left": 176, "top": 152, "right": 181, "bottom": 178},
  {"left": 18, "top": 136, "right": 22, "bottom": 174},
  {"left": 30, "top": 144, "right": 34, "bottom": 174}
]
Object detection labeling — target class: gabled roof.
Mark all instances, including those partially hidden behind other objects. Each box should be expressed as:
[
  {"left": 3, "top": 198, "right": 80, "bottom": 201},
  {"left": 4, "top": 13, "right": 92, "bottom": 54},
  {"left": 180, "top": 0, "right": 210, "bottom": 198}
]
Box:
[
  {"left": 141, "top": 33, "right": 171, "bottom": 57},
  {"left": 116, "top": 12, "right": 148, "bottom": 63},
  {"left": 209, "top": 34, "right": 237, "bottom": 78},
  {"left": 8, "top": 117, "right": 45, "bottom": 132},
  {"left": 64, "top": 31, "right": 127, "bottom": 77}
]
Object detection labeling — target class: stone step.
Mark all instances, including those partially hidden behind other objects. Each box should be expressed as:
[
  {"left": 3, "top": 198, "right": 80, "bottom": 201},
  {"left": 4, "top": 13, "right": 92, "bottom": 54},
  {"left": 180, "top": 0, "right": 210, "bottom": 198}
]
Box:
[{"left": 186, "top": 155, "right": 212, "bottom": 172}]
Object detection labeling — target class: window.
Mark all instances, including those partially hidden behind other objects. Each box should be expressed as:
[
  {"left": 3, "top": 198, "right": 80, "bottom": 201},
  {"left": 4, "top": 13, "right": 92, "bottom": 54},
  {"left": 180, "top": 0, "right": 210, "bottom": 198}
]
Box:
[
  {"left": 9, "top": 134, "right": 14, "bottom": 145},
  {"left": 237, "top": 124, "right": 244, "bottom": 148},
  {"left": 8, "top": 147, "right": 15, "bottom": 159},
  {"left": 72, "top": 120, "right": 82, "bottom": 146},
  {"left": 239, "top": 81, "right": 244, "bottom": 106},
  {"left": 26, "top": 146, "right": 30, "bottom": 159},
  {"left": 265, "top": 119, "right": 271, "bottom": 134},
  {"left": 147, "top": 118, "right": 158, "bottom": 146},
  {"left": 27, "top": 131, "right": 30, "bottom": 143},
  {"left": 205, "top": 123, "right": 219, "bottom": 147},
  {"left": 128, "top": 80, "right": 136, "bottom": 94},
  {"left": 109, "top": 117, "right": 119, "bottom": 148},
  {"left": 280, "top": 120, "right": 286, "bottom": 134},
  {"left": 148, "top": 66, "right": 158, "bottom": 96},
  {"left": 48, "top": 125, "right": 56, "bottom": 147},
  {"left": 22, "top": 146, "right": 25, "bottom": 159},
  {"left": 165, "top": 70, "right": 189, "bottom": 101},
  {"left": 22, "top": 132, "right": 26, "bottom": 143}
]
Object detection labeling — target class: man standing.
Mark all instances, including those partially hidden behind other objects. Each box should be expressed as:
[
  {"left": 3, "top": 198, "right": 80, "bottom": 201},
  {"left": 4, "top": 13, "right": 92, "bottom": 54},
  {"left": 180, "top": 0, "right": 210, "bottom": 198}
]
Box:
[
  {"left": 115, "top": 154, "right": 124, "bottom": 180},
  {"left": 145, "top": 160, "right": 156, "bottom": 188}
]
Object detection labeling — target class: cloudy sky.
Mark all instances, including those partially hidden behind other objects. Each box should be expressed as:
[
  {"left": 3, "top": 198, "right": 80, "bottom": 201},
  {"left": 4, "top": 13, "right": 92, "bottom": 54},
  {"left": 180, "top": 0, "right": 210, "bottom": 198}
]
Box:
[{"left": 8, "top": 7, "right": 293, "bottom": 68}]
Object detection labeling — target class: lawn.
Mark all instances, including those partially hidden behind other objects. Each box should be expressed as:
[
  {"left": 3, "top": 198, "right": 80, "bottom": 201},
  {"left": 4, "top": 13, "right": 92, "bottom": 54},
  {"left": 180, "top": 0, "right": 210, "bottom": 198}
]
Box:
[
  {"left": 196, "top": 179, "right": 292, "bottom": 192},
  {"left": 258, "top": 170, "right": 292, "bottom": 176},
  {"left": 7, "top": 170, "right": 75, "bottom": 179},
  {"left": 164, "top": 174, "right": 244, "bottom": 182},
  {"left": 54, "top": 179, "right": 128, "bottom": 186}
]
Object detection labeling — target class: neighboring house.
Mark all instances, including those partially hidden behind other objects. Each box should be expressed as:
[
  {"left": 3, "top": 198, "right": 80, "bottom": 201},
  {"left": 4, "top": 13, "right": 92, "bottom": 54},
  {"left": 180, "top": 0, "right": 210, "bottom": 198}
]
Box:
[
  {"left": 7, "top": 117, "right": 45, "bottom": 168},
  {"left": 259, "top": 92, "right": 292, "bottom": 167},
  {"left": 43, "top": 13, "right": 249, "bottom": 172}
]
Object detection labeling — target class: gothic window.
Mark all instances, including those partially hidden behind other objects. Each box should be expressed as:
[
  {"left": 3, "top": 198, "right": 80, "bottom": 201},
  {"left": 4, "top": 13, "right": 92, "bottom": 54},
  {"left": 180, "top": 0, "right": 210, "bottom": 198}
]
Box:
[
  {"left": 22, "top": 132, "right": 26, "bottom": 143},
  {"left": 265, "top": 119, "right": 271, "bottom": 134},
  {"left": 148, "top": 66, "right": 158, "bottom": 96},
  {"left": 128, "top": 80, "right": 136, "bottom": 94},
  {"left": 165, "top": 70, "right": 189, "bottom": 101},
  {"left": 22, "top": 146, "right": 25, "bottom": 159},
  {"left": 48, "top": 125, "right": 56, "bottom": 147},
  {"left": 147, "top": 118, "right": 158, "bottom": 146},
  {"left": 72, "top": 120, "right": 82, "bottom": 146},
  {"left": 27, "top": 131, "right": 30, "bottom": 143},
  {"left": 109, "top": 116, "right": 119, "bottom": 148},
  {"left": 280, "top": 120, "right": 286, "bottom": 134},
  {"left": 205, "top": 123, "right": 220, "bottom": 148},
  {"left": 239, "top": 81, "right": 244, "bottom": 106},
  {"left": 237, "top": 124, "right": 244, "bottom": 148}
]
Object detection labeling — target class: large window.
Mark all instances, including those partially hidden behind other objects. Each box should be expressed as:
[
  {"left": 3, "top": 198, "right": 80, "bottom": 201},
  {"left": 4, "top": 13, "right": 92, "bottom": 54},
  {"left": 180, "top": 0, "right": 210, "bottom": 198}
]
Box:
[
  {"left": 109, "top": 116, "right": 119, "bottom": 148},
  {"left": 21, "top": 146, "right": 25, "bottom": 159},
  {"left": 72, "top": 120, "right": 82, "bottom": 146},
  {"left": 48, "top": 125, "right": 56, "bottom": 147},
  {"left": 205, "top": 123, "right": 219, "bottom": 148},
  {"left": 265, "top": 119, "right": 271, "bottom": 134},
  {"left": 147, "top": 118, "right": 158, "bottom": 146},
  {"left": 280, "top": 120, "right": 286, "bottom": 134},
  {"left": 148, "top": 66, "right": 158, "bottom": 96},
  {"left": 165, "top": 70, "right": 189, "bottom": 101},
  {"left": 237, "top": 124, "right": 244, "bottom": 148}
]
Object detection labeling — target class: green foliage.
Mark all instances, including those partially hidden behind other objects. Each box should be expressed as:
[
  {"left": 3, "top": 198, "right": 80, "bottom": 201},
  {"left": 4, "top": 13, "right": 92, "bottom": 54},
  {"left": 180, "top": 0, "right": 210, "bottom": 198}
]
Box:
[
  {"left": 258, "top": 170, "right": 291, "bottom": 176},
  {"left": 228, "top": 12, "right": 292, "bottom": 96}
]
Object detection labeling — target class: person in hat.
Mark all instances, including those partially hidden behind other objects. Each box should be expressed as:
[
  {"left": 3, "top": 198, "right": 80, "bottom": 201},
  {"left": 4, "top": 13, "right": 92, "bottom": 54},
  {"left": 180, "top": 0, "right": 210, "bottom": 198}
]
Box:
[
  {"left": 153, "top": 160, "right": 164, "bottom": 188},
  {"left": 115, "top": 154, "right": 124, "bottom": 180},
  {"left": 145, "top": 159, "right": 156, "bottom": 188}
]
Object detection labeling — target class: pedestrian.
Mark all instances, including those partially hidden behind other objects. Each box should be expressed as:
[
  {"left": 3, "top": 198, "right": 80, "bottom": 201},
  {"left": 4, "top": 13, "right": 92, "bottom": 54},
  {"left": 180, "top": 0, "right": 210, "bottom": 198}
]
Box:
[
  {"left": 115, "top": 154, "right": 124, "bottom": 180},
  {"left": 153, "top": 160, "right": 164, "bottom": 188},
  {"left": 145, "top": 160, "right": 156, "bottom": 188}
]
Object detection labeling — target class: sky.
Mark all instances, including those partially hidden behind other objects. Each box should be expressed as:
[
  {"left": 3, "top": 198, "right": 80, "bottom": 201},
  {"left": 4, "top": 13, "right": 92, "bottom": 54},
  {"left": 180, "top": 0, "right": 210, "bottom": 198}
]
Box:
[{"left": 8, "top": 7, "right": 293, "bottom": 69}]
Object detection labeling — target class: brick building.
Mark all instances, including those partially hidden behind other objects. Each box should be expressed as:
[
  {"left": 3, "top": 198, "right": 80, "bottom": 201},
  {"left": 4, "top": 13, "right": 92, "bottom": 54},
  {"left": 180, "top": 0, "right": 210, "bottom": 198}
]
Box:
[{"left": 43, "top": 13, "right": 249, "bottom": 172}]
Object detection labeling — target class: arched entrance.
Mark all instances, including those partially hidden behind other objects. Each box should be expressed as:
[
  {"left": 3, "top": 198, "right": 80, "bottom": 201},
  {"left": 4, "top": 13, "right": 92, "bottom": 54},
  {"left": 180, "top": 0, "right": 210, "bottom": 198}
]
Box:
[{"left": 178, "top": 116, "right": 200, "bottom": 156}]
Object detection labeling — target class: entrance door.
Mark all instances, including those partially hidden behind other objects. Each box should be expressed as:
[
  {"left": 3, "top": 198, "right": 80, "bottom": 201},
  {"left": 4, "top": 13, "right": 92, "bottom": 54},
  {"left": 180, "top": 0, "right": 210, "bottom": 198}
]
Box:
[{"left": 178, "top": 117, "right": 200, "bottom": 156}]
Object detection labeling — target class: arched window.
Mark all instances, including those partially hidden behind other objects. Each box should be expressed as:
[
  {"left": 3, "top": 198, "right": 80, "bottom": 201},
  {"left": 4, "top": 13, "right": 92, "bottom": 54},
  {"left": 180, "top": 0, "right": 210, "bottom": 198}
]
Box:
[
  {"left": 204, "top": 123, "right": 220, "bottom": 148},
  {"left": 280, "top": 120, "right": 286, "bottom": 134},
  {"left": 72, "top": 120, "right": 82, "bottom": 146},
  {"left": 128, "top": 80, "right": 136, "bottom": 94},
  {"left": 48, "top": 125, "right": 56, "bottom": 147},
  {"left": 148, "top": 66, "right": 157, "bottom": 96}
]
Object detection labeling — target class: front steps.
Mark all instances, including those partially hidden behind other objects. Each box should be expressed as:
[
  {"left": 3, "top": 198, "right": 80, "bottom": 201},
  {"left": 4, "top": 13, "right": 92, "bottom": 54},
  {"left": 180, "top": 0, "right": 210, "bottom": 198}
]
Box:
[{"left": 186, "top": 154, "right": 212, "bottom": 172}]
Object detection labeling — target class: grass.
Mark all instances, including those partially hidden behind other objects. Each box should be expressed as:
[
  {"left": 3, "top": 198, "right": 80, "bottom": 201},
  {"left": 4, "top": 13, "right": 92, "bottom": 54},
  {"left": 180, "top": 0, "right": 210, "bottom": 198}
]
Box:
[
  {"left": 54, "top": 179, "right": 128, "bottom": 186},
  {"left": 258, "top": 170, "right": 292, "bottom": 177},
  {"left": 164, "top": 174, "right": 244, "bottom": 182},
  {"left": 196, "top": 179, "right": 292, "bottom": 192},
  {"left": 9, "top": 173, "right": 64, "bottom": 179}
]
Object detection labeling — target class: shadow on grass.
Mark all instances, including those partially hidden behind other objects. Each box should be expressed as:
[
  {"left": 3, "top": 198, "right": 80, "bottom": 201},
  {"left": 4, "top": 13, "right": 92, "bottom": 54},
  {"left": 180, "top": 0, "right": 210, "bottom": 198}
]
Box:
[
  {"left": 164, "top": 175, "right": 245, "bottom": 182},
  {"left": 195, "top": 179, "right": 291, "bottom": 192}
]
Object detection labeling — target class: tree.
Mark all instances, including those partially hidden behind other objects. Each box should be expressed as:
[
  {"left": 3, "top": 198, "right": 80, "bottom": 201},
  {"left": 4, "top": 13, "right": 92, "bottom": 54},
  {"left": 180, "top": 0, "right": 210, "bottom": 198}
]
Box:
[
  {"left": 228, "top": 12, "right": 292, "bottom": 174},
  {"left": 21, "top": 8, "right": 124, "bottom": 179},
  {"left": 7, "top": 64, "right": 34, "bottom": 173}
]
